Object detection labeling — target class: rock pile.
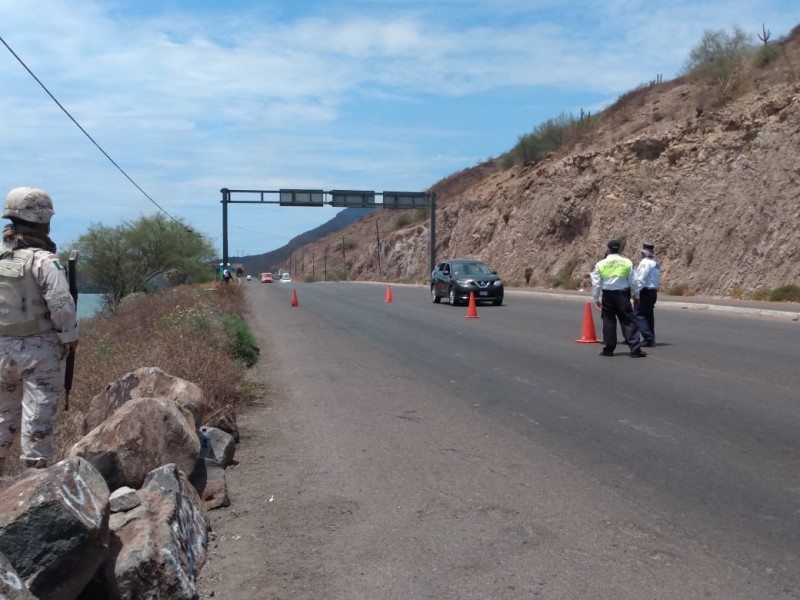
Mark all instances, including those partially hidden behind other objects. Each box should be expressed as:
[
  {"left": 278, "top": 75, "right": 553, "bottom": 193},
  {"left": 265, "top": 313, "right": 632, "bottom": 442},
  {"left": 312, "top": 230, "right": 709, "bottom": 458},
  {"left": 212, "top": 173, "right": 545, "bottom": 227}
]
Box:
[{"left": 0, "top": 367, "right": 239, "bottom": 599}]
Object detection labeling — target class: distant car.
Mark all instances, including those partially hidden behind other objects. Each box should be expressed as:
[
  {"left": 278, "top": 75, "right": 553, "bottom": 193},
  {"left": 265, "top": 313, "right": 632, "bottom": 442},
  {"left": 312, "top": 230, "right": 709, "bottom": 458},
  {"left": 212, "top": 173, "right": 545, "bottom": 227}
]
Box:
[
  {"left": 261, "top": 272, "right": 274, "bottom": 283},
  {"left": 280, "top": 273, "right": 292, "bottom": 283},
  {"left": 246, "top": 274, "right": 252, "bottom": 282},
  {"left": 431, "top": 259, "right": 503, "bottom": 306}
]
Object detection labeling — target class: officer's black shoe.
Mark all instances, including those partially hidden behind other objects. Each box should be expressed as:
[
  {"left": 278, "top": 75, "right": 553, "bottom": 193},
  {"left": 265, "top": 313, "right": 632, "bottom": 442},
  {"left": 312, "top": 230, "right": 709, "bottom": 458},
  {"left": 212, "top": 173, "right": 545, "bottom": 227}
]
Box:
[
  {"left": 643, "top": 340, "right": 655, "bottom": 347},
  {"left": 629, "top": 350, "right": 648, "bottom": 358},
  {"left": 599, "top": 350, "right": 614, "bottom": 357}
]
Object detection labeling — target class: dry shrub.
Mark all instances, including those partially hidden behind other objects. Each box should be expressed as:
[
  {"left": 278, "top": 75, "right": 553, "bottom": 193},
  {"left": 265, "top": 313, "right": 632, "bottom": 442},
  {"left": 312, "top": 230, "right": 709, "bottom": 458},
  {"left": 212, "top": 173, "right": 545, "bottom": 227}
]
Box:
[
  {"left": 749, "top": 287, "right": 772, "bottom": 301},
  {"left": 50, "top": 281, "right": 261, "bottom": 462},
  {"left": 666, "top": 283, "right": 695, "bottom": 297}
]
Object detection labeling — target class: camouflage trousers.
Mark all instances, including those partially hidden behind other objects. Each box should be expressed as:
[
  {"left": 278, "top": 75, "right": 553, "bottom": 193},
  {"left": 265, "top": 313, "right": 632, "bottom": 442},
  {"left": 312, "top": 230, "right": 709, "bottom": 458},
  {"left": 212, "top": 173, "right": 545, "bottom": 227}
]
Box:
[{"left": 0, "top": 331, "right": 66, "bottom": 467}]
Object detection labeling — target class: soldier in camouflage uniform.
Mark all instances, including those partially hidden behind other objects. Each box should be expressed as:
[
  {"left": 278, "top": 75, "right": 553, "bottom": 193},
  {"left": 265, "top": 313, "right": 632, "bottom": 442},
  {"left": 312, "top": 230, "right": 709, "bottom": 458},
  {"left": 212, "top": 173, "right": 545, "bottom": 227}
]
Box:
[{"left": 0, "top": 187, "right": 79, "bottom": 469}]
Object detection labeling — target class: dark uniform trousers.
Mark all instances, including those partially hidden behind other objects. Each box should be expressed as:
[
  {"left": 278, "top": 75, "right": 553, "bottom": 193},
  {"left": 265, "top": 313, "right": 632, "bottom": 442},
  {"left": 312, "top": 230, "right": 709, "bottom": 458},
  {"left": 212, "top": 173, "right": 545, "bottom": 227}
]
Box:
[
  {"left": 635, "top": 287, "right": 657, "bottom": 343},
  {"left": 601, "top": 289, "right": 642, "bottom": 353}
]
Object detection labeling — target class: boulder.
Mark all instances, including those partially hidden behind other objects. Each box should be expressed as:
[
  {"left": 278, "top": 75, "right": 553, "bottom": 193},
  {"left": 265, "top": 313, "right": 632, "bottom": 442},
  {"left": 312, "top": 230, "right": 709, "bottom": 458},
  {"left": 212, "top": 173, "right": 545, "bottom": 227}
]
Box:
[
  {"left": 199, "top": 426, "right": 236, "bottom": 467},
  {"left": 202, "top": 404, "right": 239, "bottom": 443},
  {"left": 0, "top": 457, "right": 110, "bottom": 600},
  {"left": 109, "top": 487, "right": 140, "bottom": 513},
  {"left": 189, "top": 458, "right": 230, "bottom": 511},
  {"left": 104, "top": 464, "right": 209, "bottom": 600},
  {"left": 0, "top": 550, "right": 36, "bottom": 599},
  {"left": 83, "top": 367, "right": 207, "bottom": 433},
  {"left": 70, "top": 397, "right": 201, "bottom": 491}
]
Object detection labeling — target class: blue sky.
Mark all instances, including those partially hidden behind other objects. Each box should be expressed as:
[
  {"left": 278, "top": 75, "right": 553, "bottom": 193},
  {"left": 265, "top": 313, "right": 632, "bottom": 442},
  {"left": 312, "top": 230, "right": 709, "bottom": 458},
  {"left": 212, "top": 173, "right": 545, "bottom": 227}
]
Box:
[{"left": 1, "top": 1, "right": 798, "bottom": 257}]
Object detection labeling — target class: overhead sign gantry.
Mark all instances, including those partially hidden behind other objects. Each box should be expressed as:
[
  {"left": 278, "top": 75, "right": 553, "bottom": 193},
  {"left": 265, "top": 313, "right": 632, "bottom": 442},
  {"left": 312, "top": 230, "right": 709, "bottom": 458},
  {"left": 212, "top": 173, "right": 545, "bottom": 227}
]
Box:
[{"left": 219, "top": 188, "right": 437, "bottom": 276}]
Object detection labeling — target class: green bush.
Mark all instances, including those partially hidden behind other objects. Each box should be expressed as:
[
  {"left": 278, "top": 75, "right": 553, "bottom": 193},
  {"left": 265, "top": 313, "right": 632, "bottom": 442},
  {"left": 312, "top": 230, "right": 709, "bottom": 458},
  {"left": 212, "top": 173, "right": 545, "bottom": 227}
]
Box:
[
  {"left": 682, "top": 27, "right": 752, "bottom": 81},
  {"left": 221, "top": 314, "right": 260, "bottom": 368},
  {"left": 753, "top": 44, "right": 782, "bottom": 68},
  {"left": 499, "top": 153, "right": 515, "bottom": 170},
  {"left": 506, "top": 111, "right": 596, "bottom": 167},
  {"left": 394, "top": 214, "right": 413, "bottom": 230},
  {"left": 768, "top": 284, "right": 800, "bottom": 302}
]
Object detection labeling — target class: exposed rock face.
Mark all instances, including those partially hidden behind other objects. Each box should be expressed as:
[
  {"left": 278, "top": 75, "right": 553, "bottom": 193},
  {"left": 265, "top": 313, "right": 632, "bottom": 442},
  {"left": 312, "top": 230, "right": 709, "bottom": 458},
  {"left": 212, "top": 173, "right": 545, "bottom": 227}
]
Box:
[
  {"left": 105, "top": 464, "right": 209, "bottom": 600},
  {"left": 70, "top": 397, "right": 201, "bottom": 491},
  {"left": 83, "top": 366, "right": 207, "bottom": 434},
  {"left": 0, "top": 457, "right": 110, "bottom": 600},
  {"left": 283, "top": 81, "right": 800, "bottom": 297}
]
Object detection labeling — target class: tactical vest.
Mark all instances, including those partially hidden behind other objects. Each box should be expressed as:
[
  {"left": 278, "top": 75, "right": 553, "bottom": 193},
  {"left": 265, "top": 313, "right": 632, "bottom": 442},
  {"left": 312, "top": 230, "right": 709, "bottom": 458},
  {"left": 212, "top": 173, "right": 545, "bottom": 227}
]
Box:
[{"left": 0, "top": 248, "right": 53, "bottom": 336}]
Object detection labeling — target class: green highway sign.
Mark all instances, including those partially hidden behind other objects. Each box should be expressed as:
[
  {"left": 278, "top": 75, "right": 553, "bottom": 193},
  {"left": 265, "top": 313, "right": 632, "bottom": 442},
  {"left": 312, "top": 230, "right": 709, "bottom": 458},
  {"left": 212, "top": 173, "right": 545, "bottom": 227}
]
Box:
[
  {"left": 279, "top": 189, "right": 325, "bottom": 206},
  {"left": 331, "top": 190, "right": 377, "bottom": 208},
  {"left": 382, "top": 191, "right": 428, "bottom": 208}
]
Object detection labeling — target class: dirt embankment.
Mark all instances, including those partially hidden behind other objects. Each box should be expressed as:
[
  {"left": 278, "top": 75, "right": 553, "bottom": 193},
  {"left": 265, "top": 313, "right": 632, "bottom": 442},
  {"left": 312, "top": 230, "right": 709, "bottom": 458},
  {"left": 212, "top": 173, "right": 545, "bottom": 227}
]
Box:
[{"left": 283, "top": 31, "right": 800, "bottom": 298}]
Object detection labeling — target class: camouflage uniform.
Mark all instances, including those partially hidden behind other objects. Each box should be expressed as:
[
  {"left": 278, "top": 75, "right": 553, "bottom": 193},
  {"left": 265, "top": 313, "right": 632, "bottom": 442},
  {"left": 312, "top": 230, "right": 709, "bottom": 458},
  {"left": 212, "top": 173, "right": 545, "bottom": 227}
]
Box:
[{"left": 0, "top": 188, "right": 78, "bottom": 468}]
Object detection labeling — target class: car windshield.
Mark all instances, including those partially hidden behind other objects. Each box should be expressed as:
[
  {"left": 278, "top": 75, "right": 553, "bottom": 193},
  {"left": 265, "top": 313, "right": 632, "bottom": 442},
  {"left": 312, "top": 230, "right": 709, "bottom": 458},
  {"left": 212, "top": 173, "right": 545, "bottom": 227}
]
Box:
[{"left": 452, "top": 262, "right": 491, "bottom": 276}]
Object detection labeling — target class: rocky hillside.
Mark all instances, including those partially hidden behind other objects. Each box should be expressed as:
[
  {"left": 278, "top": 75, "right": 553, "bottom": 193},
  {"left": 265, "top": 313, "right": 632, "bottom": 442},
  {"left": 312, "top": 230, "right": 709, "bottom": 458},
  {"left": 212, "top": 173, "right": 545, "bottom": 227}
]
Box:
[{"left": 281, "top": 27, "right": 800, "bottom": 297}]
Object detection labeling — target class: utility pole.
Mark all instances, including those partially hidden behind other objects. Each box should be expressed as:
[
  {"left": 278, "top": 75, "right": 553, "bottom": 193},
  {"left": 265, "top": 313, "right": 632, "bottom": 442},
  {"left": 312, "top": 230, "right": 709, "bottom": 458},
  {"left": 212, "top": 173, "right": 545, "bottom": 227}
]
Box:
[
  {"left": 342, "top": 236, "right": 347, "bottom": 280},
  {"left": 429, "top": 192, "right": 437, "bottom": 277},
  {"left": 324, "top": 247, "right": 328, "bottom": 281},
  {"left": 375, "top": 221, "right": 382, "bottom": 280}
]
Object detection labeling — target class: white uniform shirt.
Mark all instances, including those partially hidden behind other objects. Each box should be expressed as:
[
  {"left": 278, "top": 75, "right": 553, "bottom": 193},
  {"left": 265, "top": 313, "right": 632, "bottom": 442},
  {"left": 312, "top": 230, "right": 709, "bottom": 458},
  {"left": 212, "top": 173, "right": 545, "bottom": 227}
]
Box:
[{"left": 633, "top": 257, "right": 661, "bottom": 296}]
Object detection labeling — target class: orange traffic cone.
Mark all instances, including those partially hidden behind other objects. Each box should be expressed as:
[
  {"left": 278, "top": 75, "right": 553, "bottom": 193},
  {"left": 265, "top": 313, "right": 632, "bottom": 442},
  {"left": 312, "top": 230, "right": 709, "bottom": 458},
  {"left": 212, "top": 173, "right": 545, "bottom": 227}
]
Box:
[
  {"left": 291, "top": 289, "right": 299, "bottom": 307},
  {"left": 385, "top": 285, "right": 393, "bottom": 303},
  {"left": 466, "top": 291, "right": 479, "bottom": 319},
  {"left": 576, "top": 301, "right": 601, "bottom": 343}
]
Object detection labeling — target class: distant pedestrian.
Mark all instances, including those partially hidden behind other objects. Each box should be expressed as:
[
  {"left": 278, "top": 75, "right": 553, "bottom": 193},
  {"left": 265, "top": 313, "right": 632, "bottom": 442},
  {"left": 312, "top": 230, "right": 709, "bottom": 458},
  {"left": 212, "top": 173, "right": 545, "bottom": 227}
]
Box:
[
  {"left": 222, "top": 267, "right": 231, "bottom": 283},
  {"left": 590, "top": 240, "right": 646, "bottom": 358},
  {"left": 633, "top": 242, "right": 660, "bottom": 347},
  {"left": 0, "top": 187, "right": 79, "bottom": 469}
]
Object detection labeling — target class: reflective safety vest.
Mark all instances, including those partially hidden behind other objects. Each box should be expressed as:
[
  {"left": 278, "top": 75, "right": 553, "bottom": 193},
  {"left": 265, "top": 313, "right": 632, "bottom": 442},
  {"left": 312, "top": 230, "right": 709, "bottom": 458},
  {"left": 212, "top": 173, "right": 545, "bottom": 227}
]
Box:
[
  {"left": 0, "top": 248, "right": 53, "bottom": 336},
  {"left": 597, "top": 256, "right": 633, "bottom": 280}
]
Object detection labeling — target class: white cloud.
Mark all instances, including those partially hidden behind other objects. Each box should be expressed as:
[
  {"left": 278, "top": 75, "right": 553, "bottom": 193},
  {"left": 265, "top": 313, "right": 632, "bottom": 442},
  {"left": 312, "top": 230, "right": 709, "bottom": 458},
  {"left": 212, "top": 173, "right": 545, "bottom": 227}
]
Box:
[{"left": 1, "top": 0, "right": 798, "bottom": 255}]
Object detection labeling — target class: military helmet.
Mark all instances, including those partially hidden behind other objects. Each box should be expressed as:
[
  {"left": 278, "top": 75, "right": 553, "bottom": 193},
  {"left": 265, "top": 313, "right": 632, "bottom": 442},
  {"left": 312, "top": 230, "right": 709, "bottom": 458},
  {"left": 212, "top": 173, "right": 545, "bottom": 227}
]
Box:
[{"left": 2, "top": 187, "right": 55, "bottom": 224}]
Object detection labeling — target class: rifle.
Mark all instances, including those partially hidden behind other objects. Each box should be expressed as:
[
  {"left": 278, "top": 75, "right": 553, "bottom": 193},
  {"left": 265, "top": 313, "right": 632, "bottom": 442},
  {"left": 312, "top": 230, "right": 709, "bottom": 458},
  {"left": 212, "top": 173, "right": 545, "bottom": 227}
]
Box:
[{"left": 63, "top": 250, "right": 79, "bottom": 411}]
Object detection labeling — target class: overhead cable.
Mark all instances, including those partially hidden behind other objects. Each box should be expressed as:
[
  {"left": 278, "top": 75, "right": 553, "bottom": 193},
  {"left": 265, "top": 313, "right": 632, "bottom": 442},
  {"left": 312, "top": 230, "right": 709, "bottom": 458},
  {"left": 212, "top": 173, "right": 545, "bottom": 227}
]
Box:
[{"left": 0, "top": 34, "right": 191, "bottom": 231}]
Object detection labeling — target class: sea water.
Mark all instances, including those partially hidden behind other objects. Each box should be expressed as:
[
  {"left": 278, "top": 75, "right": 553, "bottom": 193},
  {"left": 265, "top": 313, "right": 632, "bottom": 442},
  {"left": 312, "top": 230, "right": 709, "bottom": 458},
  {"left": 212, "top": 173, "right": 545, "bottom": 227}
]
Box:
[{"left": 77, "top": 293, "right": 105, "bottom": 320}]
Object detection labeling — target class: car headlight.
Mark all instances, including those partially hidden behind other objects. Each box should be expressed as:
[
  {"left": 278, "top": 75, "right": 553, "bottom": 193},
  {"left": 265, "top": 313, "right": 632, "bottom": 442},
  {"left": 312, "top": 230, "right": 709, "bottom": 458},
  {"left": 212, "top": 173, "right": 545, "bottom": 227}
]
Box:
[
  {"left": 455, "top": 278, "right": 471, "bottom": 286},
  {"left": 494, "top": 279, "right": 503, "bottom": 286}
]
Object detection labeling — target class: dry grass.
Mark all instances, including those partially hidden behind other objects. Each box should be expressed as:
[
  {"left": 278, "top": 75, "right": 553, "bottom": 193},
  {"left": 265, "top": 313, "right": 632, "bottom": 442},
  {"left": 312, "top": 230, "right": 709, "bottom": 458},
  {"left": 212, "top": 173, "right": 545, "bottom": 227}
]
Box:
[
  {"left": 3, "top": 282, "right": 262, "bottom": 475},
  {"left": 665, "top": 283, "right": 695, "bottom": 297}
]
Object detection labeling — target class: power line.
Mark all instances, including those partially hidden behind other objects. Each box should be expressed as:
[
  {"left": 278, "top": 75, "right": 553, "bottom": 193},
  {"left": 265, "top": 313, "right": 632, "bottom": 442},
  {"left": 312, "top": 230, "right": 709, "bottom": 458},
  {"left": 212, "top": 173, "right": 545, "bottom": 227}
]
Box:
[{"left": 0, "top": 34, "right": 190, "bottom": 230}]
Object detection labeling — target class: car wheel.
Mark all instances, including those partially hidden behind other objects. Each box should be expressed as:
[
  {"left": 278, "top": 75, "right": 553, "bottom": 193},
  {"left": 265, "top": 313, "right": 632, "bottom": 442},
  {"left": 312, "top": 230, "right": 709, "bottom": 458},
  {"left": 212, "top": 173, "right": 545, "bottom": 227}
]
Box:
[
  {"left": 449, "top": 286, "right": 459, "bottom": 306},
  {"left": 431, "top": 286, "right": 440, "bottom": 303},
  {"left": 493, "top": 297, "right": 503, "bottom": 306}
]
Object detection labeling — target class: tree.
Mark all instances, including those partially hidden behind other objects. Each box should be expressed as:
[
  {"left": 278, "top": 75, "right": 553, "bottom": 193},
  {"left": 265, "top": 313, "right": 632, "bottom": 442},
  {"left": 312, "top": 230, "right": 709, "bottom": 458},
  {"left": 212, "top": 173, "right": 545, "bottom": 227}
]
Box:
[
  {"left": 73, "top": 214, "right": 216, "bottom": 312},
  {"left": 682, "top": 27, "right": 753, "bottom": 81}
]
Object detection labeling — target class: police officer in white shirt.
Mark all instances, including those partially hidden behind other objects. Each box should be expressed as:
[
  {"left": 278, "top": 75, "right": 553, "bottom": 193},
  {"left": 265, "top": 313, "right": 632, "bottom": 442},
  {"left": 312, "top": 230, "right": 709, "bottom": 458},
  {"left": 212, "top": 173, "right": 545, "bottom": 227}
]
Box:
[{"left": 633, "top": 242, "right": 661, "bottom": 347}]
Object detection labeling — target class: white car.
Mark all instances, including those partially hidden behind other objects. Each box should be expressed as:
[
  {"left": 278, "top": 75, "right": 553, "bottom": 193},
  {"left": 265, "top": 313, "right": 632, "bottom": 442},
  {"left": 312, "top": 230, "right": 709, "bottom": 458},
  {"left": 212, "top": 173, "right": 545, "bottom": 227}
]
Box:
[{"left": 280, "top": 273, "right": 292, "bottom": 283}]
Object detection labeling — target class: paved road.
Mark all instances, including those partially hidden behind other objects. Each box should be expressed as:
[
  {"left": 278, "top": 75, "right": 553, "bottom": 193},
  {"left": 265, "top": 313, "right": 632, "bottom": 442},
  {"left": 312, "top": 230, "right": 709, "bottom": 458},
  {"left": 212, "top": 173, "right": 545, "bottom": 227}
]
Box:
[{"left": 219, "top": 281, "right": 800, "bottom": 599}]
